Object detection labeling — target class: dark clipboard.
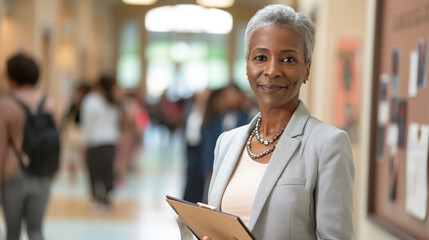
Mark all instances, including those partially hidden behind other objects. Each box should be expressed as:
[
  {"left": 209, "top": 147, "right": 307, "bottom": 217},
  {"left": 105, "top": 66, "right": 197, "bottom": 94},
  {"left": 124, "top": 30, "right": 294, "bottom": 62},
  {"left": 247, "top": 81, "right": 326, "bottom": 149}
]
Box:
[{"left": 166, "top": 195, "right": 255, "bottom": 240}]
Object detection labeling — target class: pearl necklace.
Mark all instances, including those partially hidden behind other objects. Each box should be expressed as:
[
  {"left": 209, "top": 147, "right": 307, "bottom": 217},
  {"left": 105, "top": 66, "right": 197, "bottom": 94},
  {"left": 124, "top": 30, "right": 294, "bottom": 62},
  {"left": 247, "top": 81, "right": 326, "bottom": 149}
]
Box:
[
  {"left": 247, "top": 129, "right": 277, "bottom": 159},
  {"left": 247, "top": 115, "right": 285, "bottom": 159},
  {"left": 255, "top": 115, "right": 284, "bottom": 146}
]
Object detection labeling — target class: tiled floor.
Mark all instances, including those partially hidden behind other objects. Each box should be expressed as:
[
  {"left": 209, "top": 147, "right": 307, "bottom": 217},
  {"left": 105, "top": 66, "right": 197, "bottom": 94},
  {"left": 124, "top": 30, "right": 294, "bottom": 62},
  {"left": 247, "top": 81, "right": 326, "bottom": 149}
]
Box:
[{"left": 1, "top": 125, "right": 188, "bottom": 240}]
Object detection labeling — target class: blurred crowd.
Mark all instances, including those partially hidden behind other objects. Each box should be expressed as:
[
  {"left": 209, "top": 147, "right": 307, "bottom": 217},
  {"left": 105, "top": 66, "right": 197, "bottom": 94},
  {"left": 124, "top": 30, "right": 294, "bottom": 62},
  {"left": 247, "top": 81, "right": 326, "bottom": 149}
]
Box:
[
  {"left": 61, "top": 74, "right": 258, "bottom": 204},
  {"left": 62, "top": 70, "right": 258, "bottom": 207},
  {"left": 0, "top": 52, "right": 257, "bottom": 239}
]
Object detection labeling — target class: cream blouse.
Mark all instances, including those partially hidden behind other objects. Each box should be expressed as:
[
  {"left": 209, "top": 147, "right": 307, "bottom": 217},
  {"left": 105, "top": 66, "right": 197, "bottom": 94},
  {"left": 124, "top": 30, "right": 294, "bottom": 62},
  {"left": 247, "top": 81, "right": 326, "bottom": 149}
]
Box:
[{"left": 221, "top": 148, "right": 268, "bottom": 226}]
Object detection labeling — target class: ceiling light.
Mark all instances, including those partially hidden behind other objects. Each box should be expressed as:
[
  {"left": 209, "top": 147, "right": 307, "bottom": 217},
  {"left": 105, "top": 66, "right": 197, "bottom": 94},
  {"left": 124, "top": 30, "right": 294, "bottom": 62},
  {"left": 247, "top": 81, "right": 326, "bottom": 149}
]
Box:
[
  {"left": 122, "top": 0, "right": 157, "bottom": 5},
  {"left": 196, "top": 0, "right": 234, "bottom": 8},
  {"left": 145, "top": 4, "right": 233, "bottom": 34}
]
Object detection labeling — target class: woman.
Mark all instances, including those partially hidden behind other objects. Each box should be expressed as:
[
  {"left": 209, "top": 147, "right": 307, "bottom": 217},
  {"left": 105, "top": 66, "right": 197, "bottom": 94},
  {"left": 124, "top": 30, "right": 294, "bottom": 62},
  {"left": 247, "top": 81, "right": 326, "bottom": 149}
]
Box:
[
  {"left": 80, "top": 75, "right": 122, "bottom": 212},
  {"left": 203, "top": 4, "right": 354, "bottom": 240},
  {"left": 0, "top": 53, "right": 58, "bottom": 240}
]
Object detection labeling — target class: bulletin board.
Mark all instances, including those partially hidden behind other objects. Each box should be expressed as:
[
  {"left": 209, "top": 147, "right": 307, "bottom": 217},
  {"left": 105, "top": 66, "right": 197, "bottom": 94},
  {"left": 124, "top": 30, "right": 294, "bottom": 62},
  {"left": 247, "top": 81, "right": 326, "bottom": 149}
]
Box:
[{"left": 368, "top": 0, "right": 429, "bottom": 239}]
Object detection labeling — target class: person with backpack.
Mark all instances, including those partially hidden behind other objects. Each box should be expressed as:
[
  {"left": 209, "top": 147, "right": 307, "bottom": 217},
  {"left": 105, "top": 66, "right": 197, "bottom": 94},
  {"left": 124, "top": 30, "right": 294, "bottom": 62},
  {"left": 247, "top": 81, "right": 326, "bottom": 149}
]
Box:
[{"left": 0, "top": 53, "right": 60, "bottom": 240}]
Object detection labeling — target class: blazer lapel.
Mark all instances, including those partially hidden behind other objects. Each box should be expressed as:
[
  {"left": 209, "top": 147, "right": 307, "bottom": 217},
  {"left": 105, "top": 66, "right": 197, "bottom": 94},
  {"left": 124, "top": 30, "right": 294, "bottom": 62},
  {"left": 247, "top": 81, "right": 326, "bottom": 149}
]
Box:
[
  {"left": 210, "top": 116, "right": 258, "bottom": 209},
  {"left": 247, "top": 101, "right": 310, "bottom": 230}
]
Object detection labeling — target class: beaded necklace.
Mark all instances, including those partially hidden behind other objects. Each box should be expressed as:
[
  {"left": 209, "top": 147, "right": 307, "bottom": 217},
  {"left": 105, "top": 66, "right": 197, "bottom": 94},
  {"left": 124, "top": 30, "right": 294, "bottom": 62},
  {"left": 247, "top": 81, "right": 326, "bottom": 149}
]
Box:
[
  {"left": 246, "top": 115, "right": 285, "bottom": 159},
  {"left": 254, "top": 115, "right": 284, "bottom": 145}
]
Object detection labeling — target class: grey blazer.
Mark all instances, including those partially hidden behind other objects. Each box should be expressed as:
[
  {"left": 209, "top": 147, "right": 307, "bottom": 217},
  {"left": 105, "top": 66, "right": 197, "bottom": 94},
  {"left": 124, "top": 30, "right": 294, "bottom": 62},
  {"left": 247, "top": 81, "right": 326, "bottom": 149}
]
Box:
[{"left": 208, "top": 101, "right": 354, "bottom": 240}]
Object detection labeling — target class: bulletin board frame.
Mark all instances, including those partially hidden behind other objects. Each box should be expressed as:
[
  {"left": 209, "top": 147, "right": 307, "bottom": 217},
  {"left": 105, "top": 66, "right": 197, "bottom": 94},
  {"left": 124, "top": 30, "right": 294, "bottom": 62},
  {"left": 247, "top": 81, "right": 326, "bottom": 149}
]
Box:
[{"left": 368, "top": 0, "right": 429, "bottom": 240}]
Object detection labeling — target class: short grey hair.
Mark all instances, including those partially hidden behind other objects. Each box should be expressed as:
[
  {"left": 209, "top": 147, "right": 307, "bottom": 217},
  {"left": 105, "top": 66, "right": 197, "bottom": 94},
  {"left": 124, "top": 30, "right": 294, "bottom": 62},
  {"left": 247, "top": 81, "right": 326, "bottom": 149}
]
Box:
[{"left": 244, "top": 4, "right": 316, "bottom": 64}]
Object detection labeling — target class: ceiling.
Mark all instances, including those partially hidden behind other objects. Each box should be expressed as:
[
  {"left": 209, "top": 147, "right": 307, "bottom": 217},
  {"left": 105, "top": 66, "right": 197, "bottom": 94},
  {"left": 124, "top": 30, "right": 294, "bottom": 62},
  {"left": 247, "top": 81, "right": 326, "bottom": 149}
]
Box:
[{"left": 107, "top": 0, "right": 297, "bottom": 9}]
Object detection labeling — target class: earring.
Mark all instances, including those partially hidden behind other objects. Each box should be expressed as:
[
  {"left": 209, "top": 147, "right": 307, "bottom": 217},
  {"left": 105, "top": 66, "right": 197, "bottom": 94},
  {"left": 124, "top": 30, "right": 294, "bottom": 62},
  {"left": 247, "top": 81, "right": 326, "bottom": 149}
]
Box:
[{"left": 304, "top": 79, "right": 308, "bottom": 84}]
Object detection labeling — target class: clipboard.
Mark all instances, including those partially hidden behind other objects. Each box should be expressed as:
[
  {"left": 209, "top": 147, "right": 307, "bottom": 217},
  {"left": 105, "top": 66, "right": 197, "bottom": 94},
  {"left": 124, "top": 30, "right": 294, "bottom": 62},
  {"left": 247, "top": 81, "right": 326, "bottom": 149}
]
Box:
[{"left": 166, "top": 195, "right": 255, "bottom": 240}]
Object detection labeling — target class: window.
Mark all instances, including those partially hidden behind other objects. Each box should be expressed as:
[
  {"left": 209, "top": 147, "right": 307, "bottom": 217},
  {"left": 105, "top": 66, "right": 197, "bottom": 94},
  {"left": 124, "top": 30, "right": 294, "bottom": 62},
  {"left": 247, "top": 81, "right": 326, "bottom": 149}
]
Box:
[
  {"left": 233, "top": 22, "right": 250, "bottom": 91},
  {"left": 145, "top": 32, "right": 229, "bottom": 103},
  {"left": 117, "top": 20, "right": 141, "bottom": 89}
]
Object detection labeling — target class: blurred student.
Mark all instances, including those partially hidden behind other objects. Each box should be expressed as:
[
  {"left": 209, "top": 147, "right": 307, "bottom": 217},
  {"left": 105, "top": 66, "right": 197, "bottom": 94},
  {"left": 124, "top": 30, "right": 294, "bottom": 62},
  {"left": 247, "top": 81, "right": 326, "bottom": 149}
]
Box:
[
  {"left": 115, "top": 90, "right": 149, "bottom": 186},
  {"left": 62, "top": 82, "right": 90, "bottom": 183},
  {"left": 133, "top": 88, "right": 150, "bottom": 148},
  {"left": 80, "top": 75, "right": 122, "bottom": 213},
  {"left": 0, "top": 53, "right": 59, "bottom": 240},
  {"left": 201, "top": 85, "right": 249, "bottom": 201},
  {"left": 182, "top": 89, "right": 211, "bottom": 203}
]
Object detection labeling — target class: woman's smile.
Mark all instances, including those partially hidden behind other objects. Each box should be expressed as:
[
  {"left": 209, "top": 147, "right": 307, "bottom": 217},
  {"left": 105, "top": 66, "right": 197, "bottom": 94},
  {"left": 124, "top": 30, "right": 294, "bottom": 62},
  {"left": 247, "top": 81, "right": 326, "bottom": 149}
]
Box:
[{"left": 258, "top": 84, "right": 287, "bottom": 93}]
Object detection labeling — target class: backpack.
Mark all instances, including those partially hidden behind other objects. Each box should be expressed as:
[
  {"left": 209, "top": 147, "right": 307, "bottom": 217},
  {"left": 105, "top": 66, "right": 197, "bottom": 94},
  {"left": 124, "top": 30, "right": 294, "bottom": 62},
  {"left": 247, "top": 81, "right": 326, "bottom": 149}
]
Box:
[{"left": 9, "top": 96, "right": 60, "bottom": 177}]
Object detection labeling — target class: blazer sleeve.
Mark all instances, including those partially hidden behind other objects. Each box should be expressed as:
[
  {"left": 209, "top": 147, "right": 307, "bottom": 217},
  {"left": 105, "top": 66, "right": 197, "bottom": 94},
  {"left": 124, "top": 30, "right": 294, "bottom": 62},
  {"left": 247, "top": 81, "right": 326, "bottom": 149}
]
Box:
[
  {"left": 315, "top": 130, "right": 354, "bottom": 240},
  {"left": 207, "top": 131, "right": 226, "bottom": 200}
]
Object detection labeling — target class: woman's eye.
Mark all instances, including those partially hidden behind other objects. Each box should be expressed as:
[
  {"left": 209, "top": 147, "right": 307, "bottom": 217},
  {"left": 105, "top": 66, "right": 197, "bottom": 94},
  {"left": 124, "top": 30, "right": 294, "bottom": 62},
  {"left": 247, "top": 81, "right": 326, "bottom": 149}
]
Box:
[
  {"left": 282, "top": 57, "right": 296, "bottom": 63},
  {"left": 254, "top": 55, "right": 267, "bottom": 61}
]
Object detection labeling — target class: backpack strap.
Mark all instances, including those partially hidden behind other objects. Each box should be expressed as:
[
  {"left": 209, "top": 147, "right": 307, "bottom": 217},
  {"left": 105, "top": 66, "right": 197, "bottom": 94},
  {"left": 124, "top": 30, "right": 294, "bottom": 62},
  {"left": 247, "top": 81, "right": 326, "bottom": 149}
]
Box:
[
  {"left": 10, "top": 95, "right": 32, "bottom": 115},
  {"left": 7, "top": 95, "right": 34, "bottom": 169},
  {"left": 11, "top": 95, "right": 47, "bottom": 116},
  {"left": 37, "top": 97, "right": 47, "bottom": 114}
]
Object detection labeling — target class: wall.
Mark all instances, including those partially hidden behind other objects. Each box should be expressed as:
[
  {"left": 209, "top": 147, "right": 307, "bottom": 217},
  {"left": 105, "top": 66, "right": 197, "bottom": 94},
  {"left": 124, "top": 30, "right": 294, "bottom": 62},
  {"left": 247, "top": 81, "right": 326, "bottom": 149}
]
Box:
[
  {"left": 94, "top": 1, "right": 115, "bottom": 77},
  {"left": 0, "top": 0, "right": 35, "bottom": 89},
  {"left": 356, "top": 0, "right": 399, "bottom": 239},
  {"left": 0, "top": 0, "right": 3, "bottom": 94},
  {"left": 1, "top": 0, "right": 35, "bottom": 57},
  {"left": 299, "top": 0, "right": 401, "bottom": 239},
  {"left": 0, "top": 0, "right": 116, "bottom": 115}
]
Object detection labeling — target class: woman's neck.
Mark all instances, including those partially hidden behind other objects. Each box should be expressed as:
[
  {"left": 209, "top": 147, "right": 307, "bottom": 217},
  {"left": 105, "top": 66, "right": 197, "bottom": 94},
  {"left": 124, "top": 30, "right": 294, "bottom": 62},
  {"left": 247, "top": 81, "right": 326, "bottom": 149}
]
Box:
[{"left": 258, "top": 101, "right": 299, "bottom": 138}]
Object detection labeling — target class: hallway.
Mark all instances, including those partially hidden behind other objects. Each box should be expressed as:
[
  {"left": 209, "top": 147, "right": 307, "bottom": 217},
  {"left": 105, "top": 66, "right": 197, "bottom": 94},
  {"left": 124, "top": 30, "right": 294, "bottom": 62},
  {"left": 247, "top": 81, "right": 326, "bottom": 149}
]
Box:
[{"left": 1, "top": 125, "right": 187, "bottom": 240}]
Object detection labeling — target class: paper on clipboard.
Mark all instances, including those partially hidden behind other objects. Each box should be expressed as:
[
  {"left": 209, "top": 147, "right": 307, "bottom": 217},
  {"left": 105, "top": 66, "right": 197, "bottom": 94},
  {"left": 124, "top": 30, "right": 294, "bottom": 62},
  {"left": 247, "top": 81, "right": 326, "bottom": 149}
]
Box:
[{"left": 166, "top": 195, "right": 255, "bottom": 240}]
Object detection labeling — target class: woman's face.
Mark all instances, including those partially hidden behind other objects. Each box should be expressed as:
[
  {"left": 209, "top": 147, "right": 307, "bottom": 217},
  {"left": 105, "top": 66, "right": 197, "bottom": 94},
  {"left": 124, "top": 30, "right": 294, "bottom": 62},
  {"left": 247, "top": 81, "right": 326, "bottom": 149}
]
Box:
[{"left": 246, "top": 24, "right": 310, "bottom": 111}]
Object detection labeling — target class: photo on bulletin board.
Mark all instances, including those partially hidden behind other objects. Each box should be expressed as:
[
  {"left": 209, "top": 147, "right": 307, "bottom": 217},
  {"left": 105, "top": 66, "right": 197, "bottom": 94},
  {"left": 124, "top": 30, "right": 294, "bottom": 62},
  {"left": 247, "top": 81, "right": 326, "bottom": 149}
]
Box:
[
  {"left": 392, "top": 48, "right": 400, "bottom": 92},
  {"left": 417, "top": 38, "right": 427, "bottom": 89},
  {"left": 376, "top": 74, "right": 389, "bottom": 159},
  {"left": 332, "top": 37, "right": 361, "bottom": 142}
]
